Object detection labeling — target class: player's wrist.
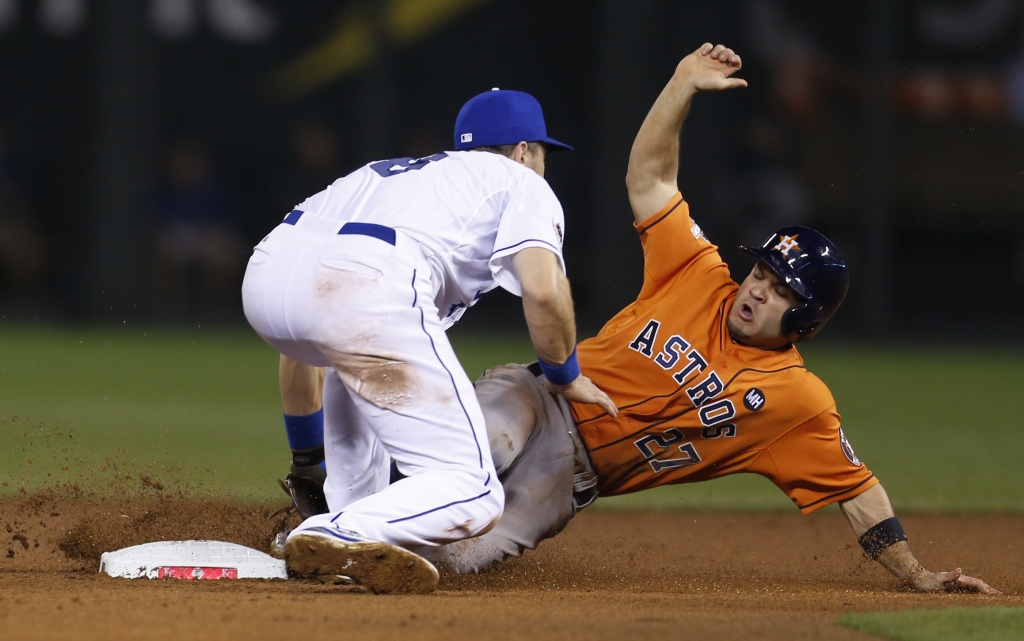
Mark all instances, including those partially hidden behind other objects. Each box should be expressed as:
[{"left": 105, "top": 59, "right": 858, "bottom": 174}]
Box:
[
  {"left": 537, "top": 347, "right": 581, "bottom": 386},
  {"left": 858, "top": 517, "right": 907, "bottom": 560}
]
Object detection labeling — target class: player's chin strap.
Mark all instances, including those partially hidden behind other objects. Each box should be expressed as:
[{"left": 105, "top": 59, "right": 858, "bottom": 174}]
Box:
[{"left": 858, "top": 517, "right": 908, "bottom": 560}]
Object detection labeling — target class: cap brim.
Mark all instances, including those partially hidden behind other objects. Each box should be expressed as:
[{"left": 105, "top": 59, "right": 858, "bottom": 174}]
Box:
[{"left": 541, "top": 137, "right": 573, "bottom": 152}]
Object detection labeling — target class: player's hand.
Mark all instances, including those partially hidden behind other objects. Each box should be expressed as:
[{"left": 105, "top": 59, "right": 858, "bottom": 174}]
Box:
[
  {"left": 675, "top": 42, "right": 747, "bottom": 93},
  {"left": 910, "top": 567, "right": 1001, "bottom": 595},
  {"left": 546, "top": 375, "right": 619, "bottom": 417}
]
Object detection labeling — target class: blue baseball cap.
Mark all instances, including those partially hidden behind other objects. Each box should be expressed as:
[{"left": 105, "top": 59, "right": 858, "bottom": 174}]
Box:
[{"left": 453, "top": 88, "right": 573, "bottom": 151}]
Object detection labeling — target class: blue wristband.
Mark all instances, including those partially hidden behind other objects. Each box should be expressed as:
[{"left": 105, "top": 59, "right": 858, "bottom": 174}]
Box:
[
  {"left": 537, "top": 347, "right": 581, "bottom": 386},
  {"left": 283, "top": 409, "right": 324, "bottom": 452}
]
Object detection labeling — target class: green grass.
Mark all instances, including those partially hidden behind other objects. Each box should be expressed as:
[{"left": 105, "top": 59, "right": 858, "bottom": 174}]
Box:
[
  {"left": 838, "top": 607, "right": 1024, "bottom": 641},
  {"left": 800, "top": 342, "right": 1024, "bottom": 512},
  {"left": 1, "top": 324, "right": 283, "bottom": 500},
  {"left": 0, "top": 324, "right": 536, "bottom": 502},
  {"left": 2, "top": 325, "right": 1023, "bottom": 512}
]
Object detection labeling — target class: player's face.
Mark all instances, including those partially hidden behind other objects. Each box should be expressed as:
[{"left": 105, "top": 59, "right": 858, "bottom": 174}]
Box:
[{"left": 727, "top": 261, "right": 799, "bottom": 349}]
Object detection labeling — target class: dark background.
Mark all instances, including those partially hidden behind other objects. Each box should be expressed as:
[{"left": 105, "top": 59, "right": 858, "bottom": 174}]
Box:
[{"left": 1, "top": 0, "right": 1021, "bottom": 341}]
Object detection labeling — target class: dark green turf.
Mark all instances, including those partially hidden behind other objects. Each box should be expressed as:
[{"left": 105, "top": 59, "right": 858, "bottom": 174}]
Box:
[
  {"left": 2, "top": 325, "right": 1022, "bottom": 511},
  {"left": 838, "top": 607, "right": 1024, "bottom": 641}
]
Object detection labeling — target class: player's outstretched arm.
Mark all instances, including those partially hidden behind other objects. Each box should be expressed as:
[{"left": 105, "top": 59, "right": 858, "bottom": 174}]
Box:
[
  {"left": 839, "top": 484, "right": 1000, "bottom": 594},
  {"left": 512, "top": 248, "right": 618, "bottom": 417},
  {"left": 626, "top": 42, "right": 747, "bottom": 225}
]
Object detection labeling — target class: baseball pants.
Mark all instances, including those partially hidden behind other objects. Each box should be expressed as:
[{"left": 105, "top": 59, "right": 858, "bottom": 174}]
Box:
[
  {"left": 424, "top": 363, "right": 596, "bottom": 572},
  {"left": 242, "top": 214, "right": 504, "bottom": 549}
]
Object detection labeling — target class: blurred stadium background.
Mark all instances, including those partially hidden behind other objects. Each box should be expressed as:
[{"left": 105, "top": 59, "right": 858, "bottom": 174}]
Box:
[
  {"left": 2, "top": 1, "right": 1023, "bottom": 515},
  {"left": 1, "top": 0, "right": 1022, "bottom": 339}
]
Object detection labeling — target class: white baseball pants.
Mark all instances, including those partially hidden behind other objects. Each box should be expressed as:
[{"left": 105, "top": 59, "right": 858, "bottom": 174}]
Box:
[{"left": 242, "top": 215, "right": 504, "bottom": 549}]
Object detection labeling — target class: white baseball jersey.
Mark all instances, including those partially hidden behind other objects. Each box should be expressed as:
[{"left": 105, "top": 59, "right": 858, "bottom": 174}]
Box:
[
  {"left": 242, "top": 149, "right": 569, "bottom": 553},
  {"left": 291, "top": 150, "right": 566, "bottom": 327}
]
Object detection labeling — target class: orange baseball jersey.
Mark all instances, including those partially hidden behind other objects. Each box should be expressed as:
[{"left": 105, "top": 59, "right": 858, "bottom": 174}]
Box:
[{"left": 570, "top": 193, "right": 877, "bottom": 513}]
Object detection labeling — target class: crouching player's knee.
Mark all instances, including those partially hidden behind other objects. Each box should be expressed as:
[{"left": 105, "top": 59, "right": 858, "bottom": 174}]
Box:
[
  {"left": 451, "top": 469, "right": 503, "bottom": 540},
  {"left": 475, "top": 479, "right": 504, "bottom": 536}
]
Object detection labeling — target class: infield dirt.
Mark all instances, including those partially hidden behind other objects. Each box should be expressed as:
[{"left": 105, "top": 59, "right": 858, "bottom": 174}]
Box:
[{"left": 1, "top": 483, "right": 1021, "bottom": 641}]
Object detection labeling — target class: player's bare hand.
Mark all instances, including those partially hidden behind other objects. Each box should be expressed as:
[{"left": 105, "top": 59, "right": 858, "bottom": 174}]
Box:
[
  {"left": 910, "top": 568, "right": 1001, "bottom": 595},
  {"left": 547, "top": 375, "right": 619, "bottom": 417},
  {"left": 675, "top": 42, "right": 747, "bottom": 92}
]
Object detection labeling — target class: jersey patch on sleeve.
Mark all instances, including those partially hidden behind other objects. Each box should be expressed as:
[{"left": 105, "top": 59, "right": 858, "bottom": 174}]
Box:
[
  {"left": 690, "top": 221, "right": 706, "bottom": 241},
  {"left": 839, "top": 427, "right": 862, "bottom": 466}
]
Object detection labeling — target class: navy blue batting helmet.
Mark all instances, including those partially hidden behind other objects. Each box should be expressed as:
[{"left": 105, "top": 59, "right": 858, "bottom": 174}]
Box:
[{"left": 739, "top": 226, "right": 849, "bottom": 342}]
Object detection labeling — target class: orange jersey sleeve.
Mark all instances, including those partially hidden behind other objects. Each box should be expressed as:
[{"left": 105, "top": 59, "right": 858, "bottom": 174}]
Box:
[
  {"left": 747, "top": 405, "right": 878, "bottom": 513},
  {"left": 572, "top": 194, "right": 877, "bottom": 512}
]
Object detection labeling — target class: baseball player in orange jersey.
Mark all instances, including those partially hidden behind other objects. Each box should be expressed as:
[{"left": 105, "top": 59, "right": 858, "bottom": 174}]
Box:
[
  {"left": 571, "top": 194, "right": 863, "bottom": 504},
  {"left": 422, "top": 43, "right": 999, "bottom": 594}
]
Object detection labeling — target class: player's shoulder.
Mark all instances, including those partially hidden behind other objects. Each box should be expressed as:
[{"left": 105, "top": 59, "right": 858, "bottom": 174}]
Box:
[
  {"left": 793, "top": 366, "right": 832, "bottom": 400},
  {"left": 785, "top": 361, "right": 835, "bottom": 413},
  {"left": 748, "top": 368, "right": 835, "bottom": 434},
  {"left": 445, "top": 150, "right": 540, "bottom": 182},
  {"left": 746, "top": 346, "right": 835, "bottom": 406}
]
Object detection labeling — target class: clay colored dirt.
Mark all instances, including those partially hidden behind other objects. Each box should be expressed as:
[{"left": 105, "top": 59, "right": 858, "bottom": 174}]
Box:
[{"left": 1, "top": 489, "right": 1021, "bottom": 641}]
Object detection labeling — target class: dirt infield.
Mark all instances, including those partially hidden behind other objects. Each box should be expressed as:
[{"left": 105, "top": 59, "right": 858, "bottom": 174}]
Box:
[{"left": 1, "top": 489, "right": 1021, "bottom": 641}]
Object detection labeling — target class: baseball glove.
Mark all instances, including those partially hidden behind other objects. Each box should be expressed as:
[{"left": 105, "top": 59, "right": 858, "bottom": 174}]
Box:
[{"left": 278, "top": 471, "right": 329, "bottom": 520}]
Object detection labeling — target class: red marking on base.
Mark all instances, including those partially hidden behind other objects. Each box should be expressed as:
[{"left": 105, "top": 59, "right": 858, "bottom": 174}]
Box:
[{"left": 157, "top": 566, "right": 239, "bottom": 580}]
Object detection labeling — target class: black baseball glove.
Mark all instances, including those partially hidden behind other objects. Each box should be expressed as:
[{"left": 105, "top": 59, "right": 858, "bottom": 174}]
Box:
[{"left": 278, "top": 471, "right": 328, "bottom": 520}]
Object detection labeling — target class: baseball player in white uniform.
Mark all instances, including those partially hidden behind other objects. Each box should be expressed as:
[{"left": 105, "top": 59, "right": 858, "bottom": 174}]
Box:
[{"left": 242, "top": 89, "right": 616, "bottom": 593}]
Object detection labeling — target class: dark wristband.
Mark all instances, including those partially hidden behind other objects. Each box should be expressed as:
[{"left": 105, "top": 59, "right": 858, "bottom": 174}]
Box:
[
  {"left": 290, "top": 444, "right": 325, "bottom": 468},
  {"left": 537, "top": 347, "right": 581, "bottom": 386},
  {"left": 858, "top": 517, "right": 908, "bottom": 560}
]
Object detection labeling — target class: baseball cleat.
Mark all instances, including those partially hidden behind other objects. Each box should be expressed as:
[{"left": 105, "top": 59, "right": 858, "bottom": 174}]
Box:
[
  {"left": 283, "top": 527, "right": 439, "bottom": 594},
  {"left": 269, "top": 529, "right": 290, "bottom": 559}
]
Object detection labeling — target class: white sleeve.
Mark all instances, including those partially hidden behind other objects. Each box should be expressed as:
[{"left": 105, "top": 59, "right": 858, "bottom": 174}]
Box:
[{"left": 488, "top": 171, "right": 567, "bottom": 296}]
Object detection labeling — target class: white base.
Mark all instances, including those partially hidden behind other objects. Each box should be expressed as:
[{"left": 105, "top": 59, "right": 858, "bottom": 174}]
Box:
[{"left": 99, "top": 540, "right": 288, "bottom": 580}]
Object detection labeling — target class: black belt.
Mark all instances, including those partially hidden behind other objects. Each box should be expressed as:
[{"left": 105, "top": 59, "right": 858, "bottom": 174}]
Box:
[{"left": 282, "top": 209, "right": 396, "bottom": 246}]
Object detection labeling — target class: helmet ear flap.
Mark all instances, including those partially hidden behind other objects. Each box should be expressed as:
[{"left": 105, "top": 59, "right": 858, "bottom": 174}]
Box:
[{"left": 781, "top": 303, "right": 820, "bottom": 342}]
